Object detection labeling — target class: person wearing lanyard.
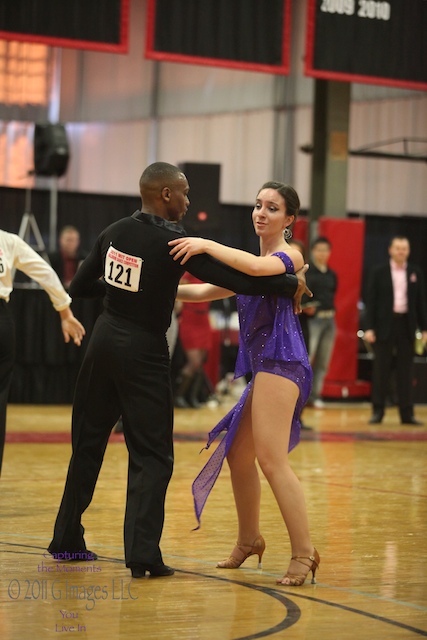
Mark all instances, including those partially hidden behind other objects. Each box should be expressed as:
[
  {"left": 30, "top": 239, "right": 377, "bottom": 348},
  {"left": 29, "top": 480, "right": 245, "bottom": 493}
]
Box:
[{"left": 0, "top": 229, "right": 86, "bottom": 475}]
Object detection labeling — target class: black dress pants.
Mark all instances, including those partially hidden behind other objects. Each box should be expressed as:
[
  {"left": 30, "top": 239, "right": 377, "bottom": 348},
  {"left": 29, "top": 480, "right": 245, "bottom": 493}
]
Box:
[
  {"left": 48, "top": 313, "right": 174, "bottom": 566},
  {"left": 0, "top": 300, "right": 15, "bottom": 475},
  {"left": 371, "top": 314, "right": 415, "bottom": 421}
]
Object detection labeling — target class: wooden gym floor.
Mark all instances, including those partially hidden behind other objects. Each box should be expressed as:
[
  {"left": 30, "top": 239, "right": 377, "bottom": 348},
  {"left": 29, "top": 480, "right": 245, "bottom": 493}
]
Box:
[{"left": 1, "top": 400, "right": 427, "bottom": 639}]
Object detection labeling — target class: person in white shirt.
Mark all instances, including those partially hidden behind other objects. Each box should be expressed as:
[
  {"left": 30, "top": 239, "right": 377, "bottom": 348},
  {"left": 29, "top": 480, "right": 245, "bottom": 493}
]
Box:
[{"left": 0, "top": 229, "right": 85, "bottom": 474}]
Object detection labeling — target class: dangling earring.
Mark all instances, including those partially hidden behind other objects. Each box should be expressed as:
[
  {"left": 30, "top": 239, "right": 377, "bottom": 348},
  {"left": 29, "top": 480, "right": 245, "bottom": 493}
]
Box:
[{"left": 283, "top": 226, "right": 292, "bottom": 240}]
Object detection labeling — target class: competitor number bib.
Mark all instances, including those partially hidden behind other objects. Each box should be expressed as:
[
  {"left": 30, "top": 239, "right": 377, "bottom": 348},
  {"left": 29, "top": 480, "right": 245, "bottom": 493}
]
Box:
[{"left": 105, "top": 245, "right": 143, "bottom": 292}]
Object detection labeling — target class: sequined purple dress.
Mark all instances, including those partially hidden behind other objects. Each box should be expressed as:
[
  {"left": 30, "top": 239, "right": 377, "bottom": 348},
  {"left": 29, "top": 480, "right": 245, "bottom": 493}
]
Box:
[{"left": 192, "top": 252, "right": 312, "bottom": 526}]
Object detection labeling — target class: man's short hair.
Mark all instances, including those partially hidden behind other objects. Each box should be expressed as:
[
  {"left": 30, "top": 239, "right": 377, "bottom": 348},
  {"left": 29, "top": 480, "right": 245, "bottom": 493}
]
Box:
[{"left": 311, "top": 236, "right": 331, "bottom": 250}]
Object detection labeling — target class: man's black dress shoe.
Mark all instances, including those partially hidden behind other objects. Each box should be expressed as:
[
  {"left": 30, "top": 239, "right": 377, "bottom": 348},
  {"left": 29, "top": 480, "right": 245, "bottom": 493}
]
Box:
[
  {"left": 368, "top": 413, "right": 383, "bottom": 424},
  {"left": 401, "top": 417, "right": 423, "bottom": 426},
  {"left": 130, "top": 564, "right": 175, "bottom": 578}
]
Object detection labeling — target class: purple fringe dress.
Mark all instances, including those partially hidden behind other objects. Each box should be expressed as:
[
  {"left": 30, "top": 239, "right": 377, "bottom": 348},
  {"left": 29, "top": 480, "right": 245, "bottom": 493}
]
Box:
[{"left": 192, "top": 252, "right": 313, "bottom": 526}]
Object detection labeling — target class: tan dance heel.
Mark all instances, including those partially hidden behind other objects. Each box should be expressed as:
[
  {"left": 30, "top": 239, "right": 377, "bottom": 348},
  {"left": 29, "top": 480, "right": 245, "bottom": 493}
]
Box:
[
  {"left": 276, "top": 548, "right": 320, "bottom": 586},
  {"left": 217, "top": 535, "right": 265, "bottom": 569}
]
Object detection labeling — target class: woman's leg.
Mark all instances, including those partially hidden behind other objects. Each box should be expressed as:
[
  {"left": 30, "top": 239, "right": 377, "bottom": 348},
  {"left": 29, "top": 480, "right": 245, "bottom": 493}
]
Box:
[
  {"left": 251, "top": 372, "right": 315, "bottom": 581},
  {"left": 216, "top": 392, "right": 265, "bottom": 568},
  {"left": 226, "top": 393, "right": 261, "bottom": 544}
]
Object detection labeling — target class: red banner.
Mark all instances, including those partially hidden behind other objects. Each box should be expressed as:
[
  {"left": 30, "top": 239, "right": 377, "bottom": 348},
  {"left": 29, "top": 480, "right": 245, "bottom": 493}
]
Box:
[{"left": 319, "top": 218, "right": 370, "bottom": 397}]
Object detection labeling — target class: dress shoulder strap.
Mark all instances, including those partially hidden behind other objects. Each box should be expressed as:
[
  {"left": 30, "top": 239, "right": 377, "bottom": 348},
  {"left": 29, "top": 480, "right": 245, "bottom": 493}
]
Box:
[{"left": 272, "top": 251, "right": 295, "bottom": 275}]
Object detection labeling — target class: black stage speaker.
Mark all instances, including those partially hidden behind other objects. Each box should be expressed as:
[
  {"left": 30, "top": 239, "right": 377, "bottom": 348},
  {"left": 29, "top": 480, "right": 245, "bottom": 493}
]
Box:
[
  {"left": 178, "top": 162, "right": 221, "bottom": 232},
  {"left": 34, "top": 123, "right": 70, "bottom": 177}
]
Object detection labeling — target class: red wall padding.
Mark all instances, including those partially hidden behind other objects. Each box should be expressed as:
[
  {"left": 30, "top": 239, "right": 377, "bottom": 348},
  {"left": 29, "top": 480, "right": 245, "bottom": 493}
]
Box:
[
  {"left": 292, "top": 217, "right": 309, "bottom": 250},
  {"left": 318, "top": 218, "right": 365, "bottom": 388}
]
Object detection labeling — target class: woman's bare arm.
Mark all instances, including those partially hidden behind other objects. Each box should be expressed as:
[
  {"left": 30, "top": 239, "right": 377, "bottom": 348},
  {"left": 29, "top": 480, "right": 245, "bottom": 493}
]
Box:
[
  {"left": 169, "top": 237, "right": 303, "bottom": 276},
  {"left": 176, "top": 283, "right": 234, "bottom": 302}
]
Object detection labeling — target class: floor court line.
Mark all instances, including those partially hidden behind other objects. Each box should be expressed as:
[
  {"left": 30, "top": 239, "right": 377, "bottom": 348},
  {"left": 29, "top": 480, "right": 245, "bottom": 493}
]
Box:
[{"left": 3, "top": 541, "right": 427, "bottom": 617}]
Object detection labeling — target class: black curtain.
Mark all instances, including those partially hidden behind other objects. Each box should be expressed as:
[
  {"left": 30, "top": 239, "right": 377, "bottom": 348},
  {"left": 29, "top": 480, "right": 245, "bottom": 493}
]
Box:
[{"left": 0, "top": 186, "right": 139, "bottom": 251}]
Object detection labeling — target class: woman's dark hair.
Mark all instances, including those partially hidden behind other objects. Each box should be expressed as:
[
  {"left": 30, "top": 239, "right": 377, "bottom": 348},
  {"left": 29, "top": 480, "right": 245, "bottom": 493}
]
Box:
[{"left": 258, "top": 181, "right": 300, "bottom": 219}]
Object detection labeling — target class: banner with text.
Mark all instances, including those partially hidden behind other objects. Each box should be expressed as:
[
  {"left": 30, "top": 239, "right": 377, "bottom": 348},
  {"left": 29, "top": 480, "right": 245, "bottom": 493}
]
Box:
[{"left": 305, "top": 0, "right": 427, "bottom": 90}]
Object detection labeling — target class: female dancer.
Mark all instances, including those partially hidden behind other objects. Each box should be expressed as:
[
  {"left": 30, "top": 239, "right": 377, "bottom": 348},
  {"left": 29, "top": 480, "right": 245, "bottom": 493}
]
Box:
[{"left": 169, "top": 181, "right": 319, "bottom": 586}]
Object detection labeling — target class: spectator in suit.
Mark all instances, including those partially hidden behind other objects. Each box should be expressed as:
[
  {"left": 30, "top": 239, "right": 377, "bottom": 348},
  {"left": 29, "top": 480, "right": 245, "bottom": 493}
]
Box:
[{"left": 364, "top": 236, "right": 427, "bottom": 425}]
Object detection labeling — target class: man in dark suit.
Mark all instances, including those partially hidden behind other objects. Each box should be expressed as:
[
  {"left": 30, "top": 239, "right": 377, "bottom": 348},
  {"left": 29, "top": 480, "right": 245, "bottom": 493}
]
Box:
[{"left": 364, "top": 236, "right": 427, "bottom": 425}]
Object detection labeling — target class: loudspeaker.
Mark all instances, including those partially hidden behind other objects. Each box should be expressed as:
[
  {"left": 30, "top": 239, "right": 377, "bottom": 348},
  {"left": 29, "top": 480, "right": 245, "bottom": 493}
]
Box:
[
  {"left": 33, "top": 123, "right": 70, "bottom": 177},
  {"left": 178, "top": 162, "right": 221, "bottom": 232}
]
